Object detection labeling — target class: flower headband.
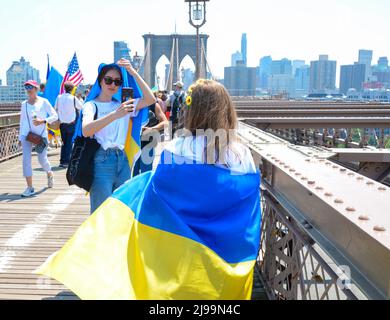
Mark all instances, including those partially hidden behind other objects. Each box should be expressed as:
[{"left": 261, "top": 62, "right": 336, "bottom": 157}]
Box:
[
  {"left": 186, "top": 84, "right": 195, "bottom": 107},
  {"left": 186, "top": 80, "right": 207, "bottom": 107}
]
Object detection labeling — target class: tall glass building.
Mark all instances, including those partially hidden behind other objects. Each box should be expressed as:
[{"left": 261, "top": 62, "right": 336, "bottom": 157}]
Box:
[
  {"left": 114, "top": 41, "right": 132, "bottom": 63},
  {"left": 241, "top": 33, "right": 247, "bottom": 67}
]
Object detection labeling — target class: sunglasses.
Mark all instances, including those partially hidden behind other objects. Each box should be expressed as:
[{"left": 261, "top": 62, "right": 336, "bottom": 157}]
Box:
[
  {"left": 103, "top": 77, "right": 123, "bottom": 87},
  {"left": 25, "top": 85, "right": 35, "bottom": 91}
]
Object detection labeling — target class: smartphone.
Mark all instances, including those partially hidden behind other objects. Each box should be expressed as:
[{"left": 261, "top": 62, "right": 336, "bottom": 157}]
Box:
[{"left": 121, "top": 87, "right": 134, "bottom": 103}]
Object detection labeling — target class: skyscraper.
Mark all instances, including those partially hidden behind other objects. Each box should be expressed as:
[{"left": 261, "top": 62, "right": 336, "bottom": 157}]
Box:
[
  {"left": 241, "top": 33, "right": 247, "bottom": 66},
  {"left": 271, "top": 59, "right": 292, "bottom": 75},
  {"left": 292, "top": 60, "right": 306, "bottom": 76},
  {"left": 377, "top": 57, "right": 389, "bottom": 70},
  {"left": 224, "top": 62, "right": 257, "bottom": 96},
  {"left": 339, "top": 63, "right": 366, "bottom": 94},
  {"left": 231, "top": 51, "right": 243, "bottom": 67},
  {"left": 258, "top": 56, "right": 272, "bottom": 89},
  {"left": 294, "top": 65, "right": 310, "bottom": 96},
  {"left": 0, "top": 57, "right": 41, "bottom": 102},
  {"left": 114, "top": 41, "right": 131, "bottom": 63},
  {"left": 309, "top": 55, "right": 337, "bottom": 94},
  {"left": 358, "top": 49, "right": 373, "bottom": 82}
]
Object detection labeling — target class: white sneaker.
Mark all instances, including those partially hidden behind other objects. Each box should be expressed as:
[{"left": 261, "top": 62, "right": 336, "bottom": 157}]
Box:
[
  {"left": 21, "top": 187, "right": 35, "bottom": 198},
  {"left": 48, "top": 175, "right": 54, "bottom": 188}
]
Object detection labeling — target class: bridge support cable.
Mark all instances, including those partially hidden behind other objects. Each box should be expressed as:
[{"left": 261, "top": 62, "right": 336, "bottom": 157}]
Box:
[
  {"left": 200, "top": 38, "right": 215, "bottom": 80},
  {"left": 165, "top": 38, "right": 176, "bottom": 92}
]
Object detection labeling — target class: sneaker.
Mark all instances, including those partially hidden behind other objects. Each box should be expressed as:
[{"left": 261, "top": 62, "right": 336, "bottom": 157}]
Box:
[
  {"left": 21, "top": 187, "right": 35, "bottom": 198},
  {"left": 48, "top": 175, "right": 54, "bottom": 188}
]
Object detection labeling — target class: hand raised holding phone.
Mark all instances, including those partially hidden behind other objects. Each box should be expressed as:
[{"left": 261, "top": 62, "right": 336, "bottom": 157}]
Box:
[{"left": 114, "top": 99, "right": 136, "bottom": 120}]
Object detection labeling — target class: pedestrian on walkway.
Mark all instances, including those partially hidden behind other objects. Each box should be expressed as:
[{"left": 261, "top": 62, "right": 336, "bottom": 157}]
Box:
[
  {"left": 19, "top": 80, "right": 58, "bottom": 197},
  {"left": 55, "top": 81, "right": 83, "bottom": 168}
]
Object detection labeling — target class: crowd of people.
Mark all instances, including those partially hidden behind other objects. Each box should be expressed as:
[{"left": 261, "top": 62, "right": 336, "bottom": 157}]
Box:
[{"left": 18, "top": 59, "right": 261, "bottom": 300}]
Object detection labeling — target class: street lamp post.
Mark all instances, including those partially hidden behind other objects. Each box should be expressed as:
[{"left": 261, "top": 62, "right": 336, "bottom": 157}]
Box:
[{"left": 185, "top": 0, "right": 209, "bottom": 80}]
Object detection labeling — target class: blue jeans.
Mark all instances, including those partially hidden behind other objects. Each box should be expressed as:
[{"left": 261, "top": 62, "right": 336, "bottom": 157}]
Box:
[
  {"left": 60, "top": 123, "right": 75, "bottom": 165},
  {"left": 89, "top": 148, "right": 131, "bottom": 214},
  {"left": 133, "top": 140, "right": 156, "bottom": 177}
]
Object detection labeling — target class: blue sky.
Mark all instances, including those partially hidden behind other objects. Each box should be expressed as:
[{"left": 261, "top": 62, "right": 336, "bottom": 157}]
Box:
[{"left": 0, "top": 0, "right": 389, "bottom": 84}]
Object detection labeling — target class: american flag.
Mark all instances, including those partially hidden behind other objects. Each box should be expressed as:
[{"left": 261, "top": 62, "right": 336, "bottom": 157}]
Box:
[{"left": 60, "top": 53, "right": 84, "bottom": 94}]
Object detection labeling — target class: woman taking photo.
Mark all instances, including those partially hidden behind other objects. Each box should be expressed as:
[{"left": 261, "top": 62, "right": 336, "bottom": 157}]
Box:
[
  {"left": 19, "top": 80, "right": 58, "bottom": 197},
  {"left": 82, "top": 58, "right": 155, "bottom": 213}
]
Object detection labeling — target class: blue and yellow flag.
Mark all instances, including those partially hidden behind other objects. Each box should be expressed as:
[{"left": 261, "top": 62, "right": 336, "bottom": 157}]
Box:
[{"left": 36, "top": 150, "right": 261, "bottom": 300}]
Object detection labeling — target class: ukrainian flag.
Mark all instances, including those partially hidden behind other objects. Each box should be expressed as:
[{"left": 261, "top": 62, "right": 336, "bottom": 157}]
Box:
[{"left": 36, "top": 150, "right": 261, "bottom": 300}]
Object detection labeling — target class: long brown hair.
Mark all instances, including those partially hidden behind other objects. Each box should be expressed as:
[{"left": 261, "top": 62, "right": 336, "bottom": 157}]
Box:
[{"left": 183, "top": 79, "right": 238, "bottom": 164}]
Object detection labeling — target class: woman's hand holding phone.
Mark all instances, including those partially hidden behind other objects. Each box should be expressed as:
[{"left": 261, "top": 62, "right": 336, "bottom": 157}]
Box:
[{"left": 114, "top": 100, "right": 136, "bottom": 120}]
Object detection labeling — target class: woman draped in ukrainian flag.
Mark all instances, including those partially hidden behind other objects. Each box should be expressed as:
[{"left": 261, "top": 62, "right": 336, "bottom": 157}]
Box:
[{"left": 36, "top": 79, "right": 262, "bottom": 300}]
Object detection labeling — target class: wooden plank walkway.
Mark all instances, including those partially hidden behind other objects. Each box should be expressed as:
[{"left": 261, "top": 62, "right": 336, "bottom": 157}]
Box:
[
  {"left": 0, "top": 145, "right": 267, "bottom": 300},
  {"left": 0, "top": 148, "right": 85, "bottom": 300}
]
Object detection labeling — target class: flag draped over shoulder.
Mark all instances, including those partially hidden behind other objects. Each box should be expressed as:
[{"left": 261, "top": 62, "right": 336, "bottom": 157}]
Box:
[
  {"left": 80, "top": 63, "right": 148, "bottom": 170},
  {"left": 43, "top": 67, "right": 64, "bottom": 106},
  {"left": 36, "top": 150, "right": 261, "bottom": 300}
]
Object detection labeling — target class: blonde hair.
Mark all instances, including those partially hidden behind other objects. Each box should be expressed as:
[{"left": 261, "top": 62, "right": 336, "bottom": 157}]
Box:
[{"left": 183, "top": 79, "right": 238, "bottom": 164}]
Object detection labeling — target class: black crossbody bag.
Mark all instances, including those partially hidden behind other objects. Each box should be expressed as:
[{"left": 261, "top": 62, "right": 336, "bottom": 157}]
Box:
[{"left": 66, "top": 104, "right": 100, "bottom": 192}]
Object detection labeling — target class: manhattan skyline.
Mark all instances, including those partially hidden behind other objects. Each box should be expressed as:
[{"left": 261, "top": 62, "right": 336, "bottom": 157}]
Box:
[{"left": 0, "top": 0, "right": 389, "bottom": 84}]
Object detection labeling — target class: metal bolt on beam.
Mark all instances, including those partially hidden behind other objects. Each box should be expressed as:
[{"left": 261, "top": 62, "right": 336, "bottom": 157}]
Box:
[
  {"left": 315, "top": 186, "right": 324, "bottom": 191},
  {"left": 295, "top": 172, "right": 302, "bottom": 176},
  {"left": 366, "top": 182, "right": 375, "bottom": 186},
  {"left": 359, "top": 215, "right": 370, "bottom": 221},
  {"left": 373, "top": 226, "right": 386, "bottom": 232},
  {"left": 346, "top": 207, "right": 356, "bottom": 213},
  {"left": 334, "top": 199, "right": 344, "bottom": 204},
  {"left": 378, "top": 187, "right": 387, "bottom": 191},
  {"left": 301, "top": 177, "right": 308, "bottom": 181},
  {"left": 325, "top": 192, "right": 333, "bottom": 197},
  {"left": 308, "top": 180, "right": 316, "bottom": 185}
]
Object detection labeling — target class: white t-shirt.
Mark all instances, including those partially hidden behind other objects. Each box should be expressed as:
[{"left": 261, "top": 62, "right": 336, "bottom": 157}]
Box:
[
  {"left": 55, "top": 93, "right": 83, "bottom": 124},
  {"left": 165, "top": 135, "right": 257, "bottom": 174},
  {"left": 19, "top": 98, "right": 58, "bottom": 141},
  {"left": 82, "top": 99, "right": 140, "bottom": 150}
]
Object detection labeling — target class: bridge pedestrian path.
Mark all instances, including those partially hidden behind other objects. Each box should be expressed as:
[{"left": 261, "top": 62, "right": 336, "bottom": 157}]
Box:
[{"left": 0, "top": 145, "right": 267, "bottom": 300}]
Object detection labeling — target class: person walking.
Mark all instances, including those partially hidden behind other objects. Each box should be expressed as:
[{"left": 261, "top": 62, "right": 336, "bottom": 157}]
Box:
[
  {"left": 55, "top": 81, "right": 83, "bottom": 168},
  {"left": 19, "top": 80, "right": 58, "bottom": 197},
  {"left": 168, "top": 81, "right": 185, "bottom": 135}
]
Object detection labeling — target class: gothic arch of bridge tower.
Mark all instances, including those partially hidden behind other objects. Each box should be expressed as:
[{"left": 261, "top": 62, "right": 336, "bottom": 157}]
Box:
[{"left": 141, "top": 34, "right": 210, "bottom": 91}]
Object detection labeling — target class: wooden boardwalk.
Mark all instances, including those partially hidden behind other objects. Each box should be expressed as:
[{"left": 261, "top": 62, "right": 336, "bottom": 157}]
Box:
[{"left": 0, "top": 147, "right": 267, "bottom": 300}]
